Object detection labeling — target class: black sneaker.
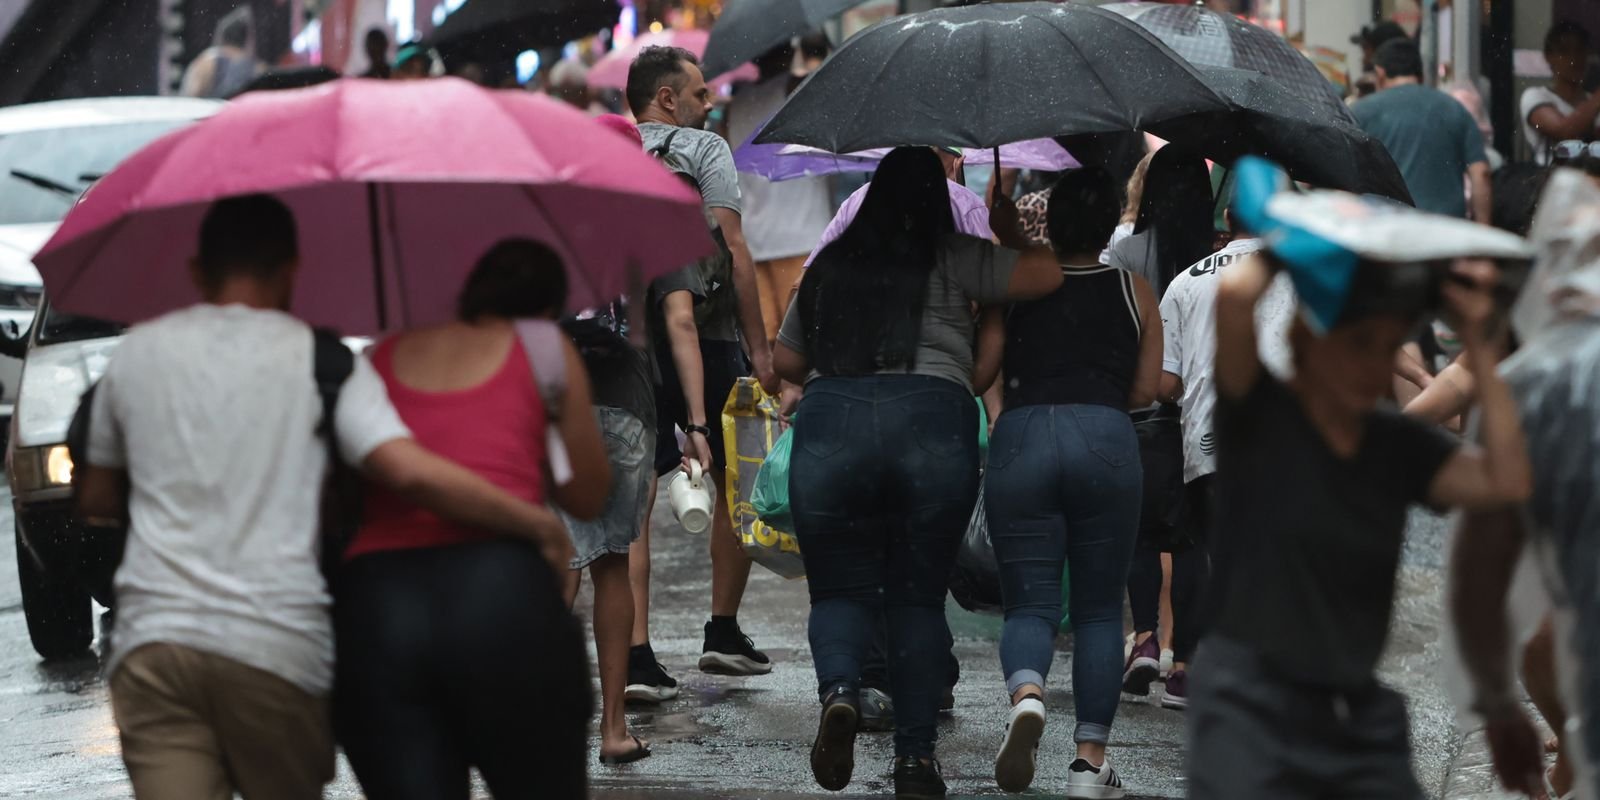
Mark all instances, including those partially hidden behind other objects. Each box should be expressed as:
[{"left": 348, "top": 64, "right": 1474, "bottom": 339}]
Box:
[
  {"left": 893, "top": 756, "right": 947, "bottom": 799},
  {"left": 811, "top": 685, "right": 859, "bottom": 791},
  {"left": 858, "top": 687, "right": 895, "bottom": 732},
  {"left": 625, "top": 644, "right": 680, "bottom": 703},
  {"left": 699, "top": 619, "right": 773, "bottom": 675}
]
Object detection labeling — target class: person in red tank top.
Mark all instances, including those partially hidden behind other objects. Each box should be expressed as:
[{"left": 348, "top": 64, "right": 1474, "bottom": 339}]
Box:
[{"left": 332, "top": 239, "right": 610, "bottom": 800}]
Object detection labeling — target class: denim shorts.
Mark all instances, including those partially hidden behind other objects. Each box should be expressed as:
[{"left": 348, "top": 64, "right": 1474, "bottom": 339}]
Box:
[{"left": 561, "top": 407, "right": 655, "bottom": 570}]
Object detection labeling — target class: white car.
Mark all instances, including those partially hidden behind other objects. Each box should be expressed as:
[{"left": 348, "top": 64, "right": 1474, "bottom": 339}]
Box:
[{"left": 1, "top": 96, "right": 220, "bottom": 659}]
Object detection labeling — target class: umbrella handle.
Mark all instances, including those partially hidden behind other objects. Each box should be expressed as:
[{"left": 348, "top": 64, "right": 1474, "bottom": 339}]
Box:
[{"left": 990, "top": 146, "right": 1002, "bottom": 205}]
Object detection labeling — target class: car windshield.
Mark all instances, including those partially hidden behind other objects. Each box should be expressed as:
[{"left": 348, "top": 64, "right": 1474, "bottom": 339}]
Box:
[
  {"left": 0, "top": 119, "right": 192, "bottom": 225},
  {"left": 36, "top": 298, "right": 122, "bottom": 346}
]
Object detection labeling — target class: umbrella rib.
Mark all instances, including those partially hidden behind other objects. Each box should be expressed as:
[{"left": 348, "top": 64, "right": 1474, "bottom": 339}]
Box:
[
  {"left": 379, "top": 182, "right": 412, "bottom": 330},
  {"left": 1050, "top": 19, "right": 1133, "bottom": 129},
  {"left": 52, "top": 212, "right": 131, "bottom": 310},
  {"left": 518, "top": 184, "right": 602, "bottom": 309},
  {"left": 50, "top": 129, "right": 193, "bottom": 305},
  {"left": 833, "top": 31, "right": 924, "bottom": 151},
  {"left": 1074, "top": 7, "right": 1230, "bottom": 128}
]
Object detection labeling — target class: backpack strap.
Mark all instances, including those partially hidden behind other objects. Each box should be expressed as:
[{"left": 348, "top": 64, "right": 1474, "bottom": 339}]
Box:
[
  {"left": 312, "top": 328, "right": 355, "bottom": 437},
  {"left": 650, "top": 127, "right": 682, "bottom": 160},
  {"left": 514, "top": 319, "right": 574, "bottom": 487},
  {"left": 311, "top": 328, "right": 357, "bottom": 580}
]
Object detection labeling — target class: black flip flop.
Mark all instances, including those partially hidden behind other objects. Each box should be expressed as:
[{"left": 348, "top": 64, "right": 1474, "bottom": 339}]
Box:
[{"left": 598, "top": 735, "right": 653, "bottom": 765}]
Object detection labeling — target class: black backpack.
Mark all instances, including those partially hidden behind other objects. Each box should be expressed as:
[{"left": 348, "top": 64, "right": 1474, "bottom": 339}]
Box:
[
  {"left": 65, "top": 327, "right": 359, "bottom": 583},
  {"left": 649, "top": 128, "right": 736, "bottom": 329},
  {"left": 310, "top": 328, "right": 360, "bottom": 581}
]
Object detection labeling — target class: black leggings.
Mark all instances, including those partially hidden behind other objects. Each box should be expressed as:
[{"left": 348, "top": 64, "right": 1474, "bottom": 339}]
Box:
[
  {"left": 1127, "top": 544, "right": 1163, "bottom": 636},
  {"left": 1171, "top": 476, "right": 1216, "bottom": 664},
  {"left": 1126, "top": 475, "right": 1215, "bottom": 663},
  {"left": 334, "top": 540, "right": 591, "bottom": 800}
]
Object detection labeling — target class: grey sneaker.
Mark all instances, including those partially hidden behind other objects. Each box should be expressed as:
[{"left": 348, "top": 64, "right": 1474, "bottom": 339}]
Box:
[{"left": 858, "top": 687, "right": 895, "bottom": 732}]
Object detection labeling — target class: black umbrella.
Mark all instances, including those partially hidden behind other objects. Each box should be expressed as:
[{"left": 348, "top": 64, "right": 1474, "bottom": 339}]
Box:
[
  {"left": 701, "top": 0, "right": 861, "bottom": 79},
  {"left": 229, "top": 66, "right": 341, "bottom": 99},
  {"left": 1101, "top": 1, "right": 1348, "bottom": 118},
  {"left": 754, "top": 2, "right": 1230, "bottom": 153},
  {"left": 429, "top": 0, "right": 621, "bottom": 62},
  {"left": 1146, "top": 67, "right": 1412, "bottom": 203}
]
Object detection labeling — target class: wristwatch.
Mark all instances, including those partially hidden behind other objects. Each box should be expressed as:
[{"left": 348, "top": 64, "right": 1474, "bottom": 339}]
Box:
[{"left": 685, "top": 424, "right": 712, "bottom": 437}]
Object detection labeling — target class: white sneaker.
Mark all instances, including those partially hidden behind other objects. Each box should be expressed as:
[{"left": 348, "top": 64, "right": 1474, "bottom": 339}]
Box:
[
  {"left": 994, "top": 697, "right": 1045, "bottom": 793},
  {"left": 1160, "top": 648, "right": 1175, "bottom": 679},
  {"left": 1065, "top": 757, "right": 1126, "bottom": 799}
]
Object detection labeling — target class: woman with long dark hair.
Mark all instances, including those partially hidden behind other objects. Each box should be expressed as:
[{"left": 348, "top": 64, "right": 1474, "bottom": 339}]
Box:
[
  {"left": 1106, "top": 145, "right": 1215, "bottom": 297},
  {"left": 774, "top": 147, "right": 1060, "bottom": 799}
]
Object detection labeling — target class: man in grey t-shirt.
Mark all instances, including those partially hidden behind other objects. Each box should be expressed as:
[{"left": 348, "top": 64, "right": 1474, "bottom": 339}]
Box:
[{"left": 625, "top": 46, "right": 779, "bottom": 687}]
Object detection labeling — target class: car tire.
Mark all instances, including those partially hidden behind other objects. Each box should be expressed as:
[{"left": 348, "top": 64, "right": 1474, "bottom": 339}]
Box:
[{"left": 15, "top": 522, "right": 93, "bottom": 660}]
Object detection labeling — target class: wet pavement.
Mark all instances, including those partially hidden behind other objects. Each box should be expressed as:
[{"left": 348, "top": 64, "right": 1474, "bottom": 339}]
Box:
[{"left": 0, "top": 486, "right": 1463, "bottom": 799}]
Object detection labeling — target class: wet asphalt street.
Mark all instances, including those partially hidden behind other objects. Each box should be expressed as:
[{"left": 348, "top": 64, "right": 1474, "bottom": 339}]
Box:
[{"left": 0, "top": 484, "right": 1462, "bottom": 799}]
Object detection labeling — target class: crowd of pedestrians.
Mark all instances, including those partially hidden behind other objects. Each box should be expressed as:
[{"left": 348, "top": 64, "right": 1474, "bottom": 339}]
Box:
[{"left": 66, "top": 11, "right": 1600, "bottom": 800}]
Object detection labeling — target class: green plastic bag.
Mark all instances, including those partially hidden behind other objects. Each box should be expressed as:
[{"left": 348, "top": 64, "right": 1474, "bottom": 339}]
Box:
[
  {"left": 976, "top": 397, "right": 989, "bottom": 459},
  {"left": 752, "top": 426, "right": 794, "bottom": 533}
]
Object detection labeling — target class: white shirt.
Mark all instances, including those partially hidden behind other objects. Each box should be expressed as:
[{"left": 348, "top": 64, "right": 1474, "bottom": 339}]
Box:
[
  {"left": 1521, "top": 86, "right": 1578, "bottom": 166},
  {"left": 88, "top": 304, "right": 410, "bottom": 694},
  {"left": 1099, "top": 221, "right": 1134, "bottom": 265},
  {"left": 725, "top": 76, "right": 835, "bottom": 261},
  {"left": 1159, "top": 239, "right": 1297, "bottom": 483}
]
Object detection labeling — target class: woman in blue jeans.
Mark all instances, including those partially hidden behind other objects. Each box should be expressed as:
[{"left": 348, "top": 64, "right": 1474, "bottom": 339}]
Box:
[
  {"left": 773, "top": 147, "right": 1060, "bottom": 800},
  {"left": 985, "top": 167, "right": 1163, "bottom": 799}
]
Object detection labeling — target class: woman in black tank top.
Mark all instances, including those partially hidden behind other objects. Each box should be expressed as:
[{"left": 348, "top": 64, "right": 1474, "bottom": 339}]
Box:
[{"left": 984, "top": 167, "right": 1163, "bottom": 799}]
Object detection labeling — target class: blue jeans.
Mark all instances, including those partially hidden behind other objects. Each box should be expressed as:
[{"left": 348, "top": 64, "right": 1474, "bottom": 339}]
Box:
[
  {"left": 790, "top": 375, "right": 980, "bottom": 759},
  {"left": 986, "top": 403, "right": 1142, "bottom": 745}
]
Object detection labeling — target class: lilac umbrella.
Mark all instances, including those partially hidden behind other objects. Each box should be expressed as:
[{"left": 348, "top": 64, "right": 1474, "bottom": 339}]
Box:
[{"left": 734, "top": 133, "right": 1078, "bottom": 181}]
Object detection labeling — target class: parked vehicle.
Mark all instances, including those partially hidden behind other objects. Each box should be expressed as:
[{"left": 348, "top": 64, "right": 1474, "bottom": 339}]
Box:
[{"left": 1, "top": 96, "right": 220, "bottom": 659}]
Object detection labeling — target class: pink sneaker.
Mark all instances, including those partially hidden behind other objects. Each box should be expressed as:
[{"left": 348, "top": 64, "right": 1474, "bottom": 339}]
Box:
[{"left": 1161, "top": 670, "right": 1189, "bottom": 710}]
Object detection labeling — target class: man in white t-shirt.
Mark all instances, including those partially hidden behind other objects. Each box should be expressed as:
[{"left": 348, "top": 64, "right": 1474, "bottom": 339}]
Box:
[
  {"left": 1150, "top": 223, "right": 1295, "bottom": 710},
  {"left": 76, "top": 194, "right": 573, "bottom": 799},
  {"left": 1521, "top": 21, "right": 1600, "bottom": 165},
  {"left": 724, "top": 38, "right": 835, "bottom": 346}
]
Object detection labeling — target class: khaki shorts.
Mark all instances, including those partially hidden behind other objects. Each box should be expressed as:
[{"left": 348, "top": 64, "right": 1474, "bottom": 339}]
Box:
[
  {"left": 754, "top": 255, "right": 808, "bottom": 343},
  {"left": 111, "top": 643, "right": 334, "bottom": 800}
]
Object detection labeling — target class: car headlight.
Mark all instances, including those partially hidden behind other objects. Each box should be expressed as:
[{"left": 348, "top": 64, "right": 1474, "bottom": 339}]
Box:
[{"left": 12, "top": 444, "right": 72, "bottom": 494}]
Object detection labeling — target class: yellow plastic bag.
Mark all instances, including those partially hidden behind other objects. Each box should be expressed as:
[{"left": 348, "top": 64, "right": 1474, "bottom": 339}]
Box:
[{"left": 721, "top": 377, "right": 805, "bottom": 579}]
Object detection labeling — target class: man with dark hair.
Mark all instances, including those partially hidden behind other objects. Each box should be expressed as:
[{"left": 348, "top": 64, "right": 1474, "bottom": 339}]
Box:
[
  {"left": 1352, "top": 20, "right": 1409, "bottom": 72},
  {"left": 77, "top": 194, "right": 575, "bottom": 799},
  {"left": 623, "top": 45, "right": 780, "bottom": 691},
  {"left": 361, "top": 28, "right": 391, "bottom": 79},
  {"left": 1355, "top": 39, "right": 1491, "bottom": 220}
]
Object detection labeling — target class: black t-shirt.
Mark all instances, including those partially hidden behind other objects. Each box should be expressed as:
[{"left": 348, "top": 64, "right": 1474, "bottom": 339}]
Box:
[
  {"left": 1210, "top": 372, "right": 1459, "bottom": 689},
  {"left": 646, "top": 264, "right": 706, "bottom": 385}
]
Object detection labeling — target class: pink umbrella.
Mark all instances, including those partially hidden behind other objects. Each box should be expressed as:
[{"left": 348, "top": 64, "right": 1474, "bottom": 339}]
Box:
[
  {"left": 36, "top": 78, "right": 711, "bottom": 334},
  {"left": 588, "top": 30, "right": 759, "bottom": 92}
]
